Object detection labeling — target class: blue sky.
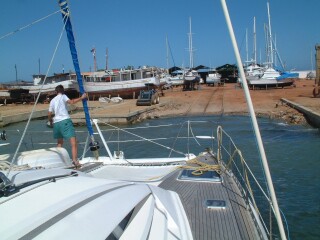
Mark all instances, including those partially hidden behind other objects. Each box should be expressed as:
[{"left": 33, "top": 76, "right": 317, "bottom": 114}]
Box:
[{"left": 0, "top": 0, "right": 319, "bottom": 83}]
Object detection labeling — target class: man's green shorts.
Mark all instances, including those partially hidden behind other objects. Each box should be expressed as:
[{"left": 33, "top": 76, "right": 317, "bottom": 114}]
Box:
[{"left": 53, "top": 119, "right": 75, "bottom": 139}]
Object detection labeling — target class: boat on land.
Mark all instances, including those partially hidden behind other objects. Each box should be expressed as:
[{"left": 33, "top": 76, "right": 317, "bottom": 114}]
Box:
[
  {"left": 184, "top": 69, "right": 200, "bottom": 82},
  {"left": 6, "top": 73, "right": 79, "bottom": 102},
  {"left": 247, "top": 67, "right": 296, "bottom": 88},
  {"left": 167, "top": 71, "right": 185, "bottom": 86},
  {"left": 183, "top": 69, "right": 201, "bottom": 90},
  {"left": 0, "top": 87, "right": 31, "bottom": 104},
  {"left": 244, "top": 64, "right": 264, "bottom": 80},
  {"left": 206, "top": 72, "right": 222, "bottom": 86},
  {"left": 243, "top": 64, "right": 297, "bottom": 89},
  {"left": 241, "top": 8, "right": 297, "bottom": 89},
  {"left": 0, "top": 0, "right": 288, "bottom": 239},
  {"left": 182, "top": 18, "right": 202, "bottom": 91},
  {"left": 82, "top": 67, "right": 164, "bottom": 100}
]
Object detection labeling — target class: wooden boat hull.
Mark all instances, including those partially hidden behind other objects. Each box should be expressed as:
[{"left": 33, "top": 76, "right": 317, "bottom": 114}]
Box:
[
  {"left": 5, "top": 80, "right": 79, "bottom": 103},
  {"left": 83, "top": 78, "right": 162, "bottom": 99}
]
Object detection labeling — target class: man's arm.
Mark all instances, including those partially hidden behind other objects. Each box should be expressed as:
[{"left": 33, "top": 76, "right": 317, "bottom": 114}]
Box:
[{"left": 67, "top": 93, "right": 87, "bottom": 105}]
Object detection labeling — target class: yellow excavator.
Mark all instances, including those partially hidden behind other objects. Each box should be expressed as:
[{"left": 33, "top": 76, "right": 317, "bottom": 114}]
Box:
[{"left": 314, "top": 44, "right": 320, "bottom": 97}]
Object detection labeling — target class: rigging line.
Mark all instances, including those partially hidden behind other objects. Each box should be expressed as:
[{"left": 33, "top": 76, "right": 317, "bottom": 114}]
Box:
[
  {"left": 117, "top": 123, "right": 179, "bottom": 130},
  {"left": 168, "top": 122, "right": 187, "bottom": 158},
  {"left": 280, "top": 208, "right": 291, "bottom": 240},
  {"left": 219, "top": 126, "right": 272, "bottom": 202},
  {"left": 167, "top": 39, "right": 176, "bottom": 67},
  {"left": 89, "top": 124, "right": 180, "bottom": 134},
  {"left": 73, "top": 122, "right": 213, "bottom": 133},
  {"left": 247, "top": 112, "right": 270, "bottom": 197},
  {"left": 189, "top": 124, "right": 201, "bottom": 146},
  {"left": 0, "top": 9, "right": 61, "bottom": 40},
  {"left": 102, "top": 121, "right": 185, "bottom": 155},
  {"left": 112, "top": 121, "right": 212, "bottom": 131},
  {"left": 103, "top": 137, "right": 193, "bottom": 143},
  {"left": 6, "top": 14, "right": 69, "bottom": 178},
  {"left": 238, "top": 31, "right": 247, "bottom": 60}
]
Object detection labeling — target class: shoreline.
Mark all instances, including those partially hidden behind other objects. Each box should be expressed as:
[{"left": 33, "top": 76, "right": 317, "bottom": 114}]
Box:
[
  {"left": 135, "top": 102, "right": 307, "bottom": 126},
  {"left": 0, "top": 79, "right": 319, "bottom": 128}
]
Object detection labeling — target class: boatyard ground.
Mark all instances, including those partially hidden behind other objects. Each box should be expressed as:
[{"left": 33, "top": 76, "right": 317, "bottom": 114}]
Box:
[{"left": 0, "top": 79, "right": 319, "bottom": 127}]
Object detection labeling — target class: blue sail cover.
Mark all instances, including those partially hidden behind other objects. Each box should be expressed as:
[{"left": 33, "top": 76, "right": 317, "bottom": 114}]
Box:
[
  {"left": 58, "top": 0, "right": 94, "bottom": 137},
  {"left": 277, "top": 72, "right": 299, "bottom": 80}
]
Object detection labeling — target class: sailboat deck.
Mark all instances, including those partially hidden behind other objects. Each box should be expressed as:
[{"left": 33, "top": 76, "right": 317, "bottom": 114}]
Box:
[{"left": 159, "top": 155, "right": 263, "bottom": 240}]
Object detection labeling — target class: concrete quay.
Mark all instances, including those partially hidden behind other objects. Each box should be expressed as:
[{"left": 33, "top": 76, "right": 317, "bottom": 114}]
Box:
[
  {"left": 281, "top": 98, "right": 320, "bottom": 128},
  {"left": 71, "top": 101, "right": 162, "bottom": 125},
  {"left": 0, "top": 104, "right": 76, "bottom": 127},
  {"left": 0, "top": 104, "right": 43, "bottom": 127},
  {"left": 0, "top": 100, "right": 159, "bottom": 127}
]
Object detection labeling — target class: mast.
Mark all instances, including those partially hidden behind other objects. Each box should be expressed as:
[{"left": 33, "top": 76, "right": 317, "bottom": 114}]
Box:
[
  {"left": 253, "top": 16, "right": 257, "bottom": 65},
  {"left": 105, "top": 47, "right": 108, "bottom": 70},
  {"left": 188, "top": 17, "right": 194, "bottom": 68},
  {"left": 245, "top": 28, "right": 248, "bottom": 63},
  {"left": 15, "top": 64, "right": 18, "bottom": 84},
  {"left": 267, "top": 1, "right": 274, "bottom": 67},
  {"left": 38, "top": 58, "right": 41, "bottom": 75},
  {"left": 311, "top": 48, "right": 314, "bottom": 72},
  {"left": 260, "top": 48, "right": 262, "bottom": 65},
  {"left": 166, "top": 35, "right": 169, "bottom": 70},
  {"left": 58, "top": 0, "right": 99, "bottom": 158},
  {"left": 91, "top": 47, "right": 97, "bottom": 72},
  {"left": 220, "top": 0, "right": 287, "bottom": 239},
  {"left": 167, "top": 37, "right": 176, "bottom": 67},
  {"left": 274, "top": 34, "right": 277, "bottom": 67}
]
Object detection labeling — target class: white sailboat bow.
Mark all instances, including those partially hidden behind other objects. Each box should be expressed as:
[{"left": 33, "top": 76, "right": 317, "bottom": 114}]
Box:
[{"left": 0, "top": 1, "right": 289, "bottom": 239}]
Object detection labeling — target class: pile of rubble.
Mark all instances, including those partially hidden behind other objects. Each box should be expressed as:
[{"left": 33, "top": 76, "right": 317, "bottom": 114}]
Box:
[{"left": 270, "top": 102, "right": 307, "bottom": 125}]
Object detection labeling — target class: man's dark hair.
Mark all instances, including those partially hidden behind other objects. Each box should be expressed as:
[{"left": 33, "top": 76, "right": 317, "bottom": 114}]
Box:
[{"left": 55, "top": 85, "right": 64, "bottom": 94}]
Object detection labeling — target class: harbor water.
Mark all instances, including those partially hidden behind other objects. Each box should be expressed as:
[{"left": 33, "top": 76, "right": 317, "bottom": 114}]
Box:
[{"left": 1, "top": 115, "right": 319, "bottom": 240}]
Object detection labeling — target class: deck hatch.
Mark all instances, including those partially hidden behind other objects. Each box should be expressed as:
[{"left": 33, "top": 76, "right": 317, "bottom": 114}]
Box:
[
  {"left": 205, "top": 200, "right": 226, "bottom": 209},
  {"left": 177, "top": 169, "right": 222, "bottom": 182}
]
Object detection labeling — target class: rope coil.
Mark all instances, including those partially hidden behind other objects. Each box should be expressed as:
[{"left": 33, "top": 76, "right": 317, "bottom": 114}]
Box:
[
  {"left": 179, "top": 156, "right": 221, "bottom": 176},
  {"left": 0, "top": 161, "right": 31, "bottom": 171}
]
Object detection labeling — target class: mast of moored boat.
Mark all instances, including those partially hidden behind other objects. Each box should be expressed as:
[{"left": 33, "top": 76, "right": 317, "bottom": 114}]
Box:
[
  {"left": 267, "top": 1, "right": 274, "bottom": 68},
  {"left": 245, "top": 28, "right": 248, "bottom": 63},
  {"left": 166, "top": 35, "right": 169, "bottom": 71},
  {"left": 105, "top": 47, "right": 108, "bottom": 70},
  {"left": 253, "top": 16, "right": 257, "bottom": 65},
  {"left": 188, "top": 17, "right": 194, "bottom": 69},
  {"left": 220, "top": 0, "right": 287, "bottom": 239}
]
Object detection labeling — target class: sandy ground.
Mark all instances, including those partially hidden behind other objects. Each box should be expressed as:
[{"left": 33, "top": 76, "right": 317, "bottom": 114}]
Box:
[
  {"left": 147, "top": 79, "right": 319, "bottom": 124},
  {"left": 0, "top": 79, "right": 319, "bottom": 125}
]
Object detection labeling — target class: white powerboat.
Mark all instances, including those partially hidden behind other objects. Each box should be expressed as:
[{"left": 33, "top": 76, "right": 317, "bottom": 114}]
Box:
[{"left": 206, "top": 72, "right": 222, "bottom": 86}]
